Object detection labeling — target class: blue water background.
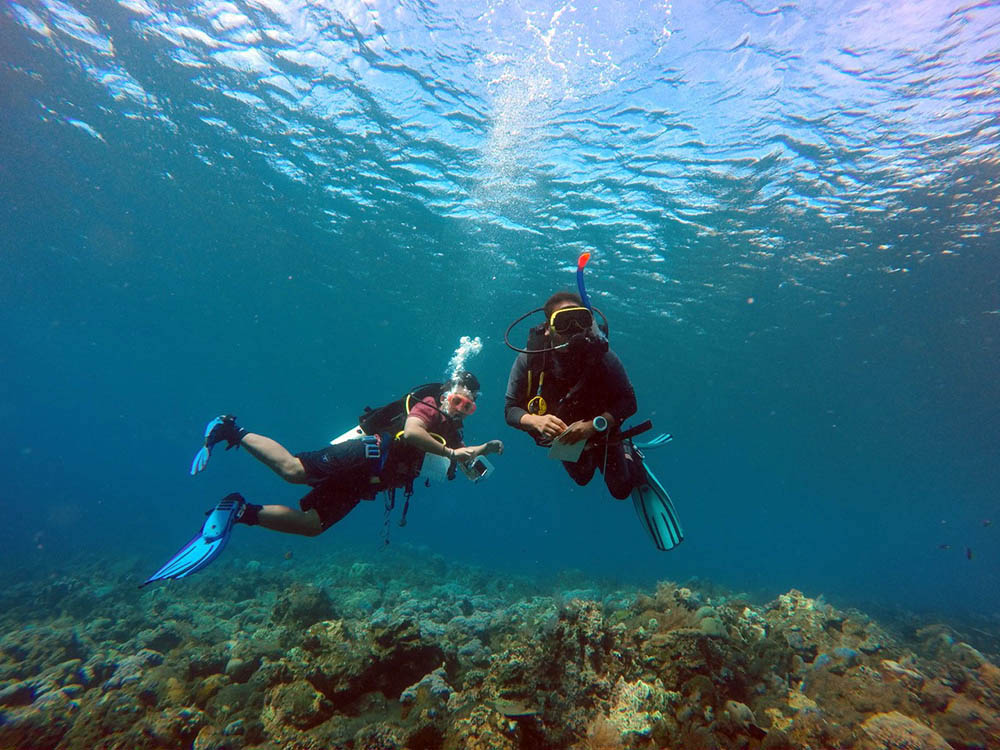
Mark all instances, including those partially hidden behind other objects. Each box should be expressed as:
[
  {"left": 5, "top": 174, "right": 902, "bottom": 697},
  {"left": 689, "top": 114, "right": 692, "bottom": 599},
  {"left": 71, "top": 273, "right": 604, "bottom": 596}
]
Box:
[{"left": 2, "top": 0, "right": 998, "bottom": 616}]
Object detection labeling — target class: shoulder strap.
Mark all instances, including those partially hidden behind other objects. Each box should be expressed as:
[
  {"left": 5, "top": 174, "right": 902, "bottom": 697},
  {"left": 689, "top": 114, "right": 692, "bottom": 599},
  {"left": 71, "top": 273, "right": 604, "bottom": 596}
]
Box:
[
  {"left": 524, "top": 325, "right": 548, "bottom": 371},
  {"left": 524, "top": 325, "right": 549, "bottom": 403}
]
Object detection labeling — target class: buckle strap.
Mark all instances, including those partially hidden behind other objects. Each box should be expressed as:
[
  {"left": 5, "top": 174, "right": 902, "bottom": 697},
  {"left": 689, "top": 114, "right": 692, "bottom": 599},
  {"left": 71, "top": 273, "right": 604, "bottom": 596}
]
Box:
[{"left": 362, "top": 434, "right": 381, "bottom": 459}]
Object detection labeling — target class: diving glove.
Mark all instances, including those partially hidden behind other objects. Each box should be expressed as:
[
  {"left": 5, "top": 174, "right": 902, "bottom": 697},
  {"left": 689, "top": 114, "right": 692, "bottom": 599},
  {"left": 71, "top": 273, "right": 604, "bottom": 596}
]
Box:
[{"left": 190, "top": 415, "right": 247, "bottom": 475}]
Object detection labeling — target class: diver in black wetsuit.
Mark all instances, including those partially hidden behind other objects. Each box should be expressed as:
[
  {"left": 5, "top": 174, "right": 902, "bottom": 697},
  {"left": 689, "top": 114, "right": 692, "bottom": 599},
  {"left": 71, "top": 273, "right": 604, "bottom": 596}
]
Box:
[{"left": 504, "top": 291, "right": 639, "bottom": 499}]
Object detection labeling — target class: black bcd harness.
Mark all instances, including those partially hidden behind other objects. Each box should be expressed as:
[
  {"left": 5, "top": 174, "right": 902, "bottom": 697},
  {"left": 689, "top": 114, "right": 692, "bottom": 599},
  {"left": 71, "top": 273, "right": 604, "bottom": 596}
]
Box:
[{"left": 358, "top": 383, "right": 463, "bottom": 543}]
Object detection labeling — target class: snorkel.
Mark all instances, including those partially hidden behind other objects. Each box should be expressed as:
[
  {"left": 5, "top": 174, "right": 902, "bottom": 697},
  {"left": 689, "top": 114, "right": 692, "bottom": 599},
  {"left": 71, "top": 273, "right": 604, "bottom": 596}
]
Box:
[
  {"left": 564, "top": 250, "right": 608, "bottom": 361},
  {"left": 503, "top": 251, "right": 609, "bottom": 355},
  {"left": 576, "top": 252, "right": 594, "bottom": 311}
]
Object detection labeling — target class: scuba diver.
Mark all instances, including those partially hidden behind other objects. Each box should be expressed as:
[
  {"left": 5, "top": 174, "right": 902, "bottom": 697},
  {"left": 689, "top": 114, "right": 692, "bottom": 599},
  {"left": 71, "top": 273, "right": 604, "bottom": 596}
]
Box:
[
  {"left": 503, "top": 253, "right": 684, "bottom": 551},
  {"left": 143, "top": 371, "right": 504, "bottom": 585},
  {"left": 504, "top": 291, "right": 638, "bottom": 497}
]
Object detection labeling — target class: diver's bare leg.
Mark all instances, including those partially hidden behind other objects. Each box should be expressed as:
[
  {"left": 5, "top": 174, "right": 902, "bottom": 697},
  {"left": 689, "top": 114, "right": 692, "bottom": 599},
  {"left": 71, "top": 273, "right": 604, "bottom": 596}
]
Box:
[
  {"left": 240, "top": 434, "right": 309, "bottom": 484},
  {"left": 257, "top": 505, "right": 323, "bottom": 536}
]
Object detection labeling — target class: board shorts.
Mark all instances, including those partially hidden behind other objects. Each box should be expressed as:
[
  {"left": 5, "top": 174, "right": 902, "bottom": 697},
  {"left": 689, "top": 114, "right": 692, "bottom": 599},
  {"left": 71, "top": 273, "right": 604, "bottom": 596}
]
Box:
[{"left": 296, "top": 436, "right": 382, "bottom": 530}]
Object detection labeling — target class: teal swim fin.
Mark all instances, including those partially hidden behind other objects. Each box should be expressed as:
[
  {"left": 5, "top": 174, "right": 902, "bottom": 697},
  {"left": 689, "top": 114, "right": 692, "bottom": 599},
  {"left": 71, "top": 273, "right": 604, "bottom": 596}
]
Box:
[
  {"left": 141, "top": 493, "right": 244, "bottom": 586},
  {"left": 631, "top": 457, "right": 684, "bottom": 551}
]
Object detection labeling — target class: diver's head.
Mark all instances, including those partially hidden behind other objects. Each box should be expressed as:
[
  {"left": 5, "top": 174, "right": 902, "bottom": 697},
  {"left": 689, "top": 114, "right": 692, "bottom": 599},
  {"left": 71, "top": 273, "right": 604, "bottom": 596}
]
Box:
[
  {"left": 543, "top": 292, "right": 608, "bottom": 362},
  {"left": 544, "top": 292, "right": 593, "bottom": 341},
  {"left": 441, "top": 371, "right": 480, "bottom": 419},
  {"left": 543, "top": 291, "right": 584, "bottom": 323}
]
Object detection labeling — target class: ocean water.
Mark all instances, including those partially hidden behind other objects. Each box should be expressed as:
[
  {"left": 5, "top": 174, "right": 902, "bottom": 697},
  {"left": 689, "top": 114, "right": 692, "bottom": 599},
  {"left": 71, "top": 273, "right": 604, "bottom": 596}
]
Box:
[{"left": 1, "top": 0, "right": 998, "bottom": 623}]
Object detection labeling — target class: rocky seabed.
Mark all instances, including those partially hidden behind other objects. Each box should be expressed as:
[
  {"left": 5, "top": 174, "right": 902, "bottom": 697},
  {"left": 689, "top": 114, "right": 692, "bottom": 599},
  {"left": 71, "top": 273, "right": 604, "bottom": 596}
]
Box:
[{"left": 1, "top": 550, "right": 998, "bottom": 749}]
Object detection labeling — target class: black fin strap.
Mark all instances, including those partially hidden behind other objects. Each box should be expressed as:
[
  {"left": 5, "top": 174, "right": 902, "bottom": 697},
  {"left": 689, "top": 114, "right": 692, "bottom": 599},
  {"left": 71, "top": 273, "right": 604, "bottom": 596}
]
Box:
[{"left": 620, "top": 420, "right": 653, "bottom": 441}]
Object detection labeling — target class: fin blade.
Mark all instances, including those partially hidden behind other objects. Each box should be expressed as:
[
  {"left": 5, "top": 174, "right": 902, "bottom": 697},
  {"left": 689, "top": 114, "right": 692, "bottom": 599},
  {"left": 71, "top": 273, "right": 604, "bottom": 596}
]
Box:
[
  {"left": 631, "top": 464, "right": 684, "bottom": 551},
  {"left": 190, "top": 446, "right": 210, "bottom": 475},
  {"left": 143, "top": 535, "right": 229, "bottom": 585},
  {"left": 143, "top": 532, "right": 202, "bottom": 582},
  {"left": 142, "top": 497, "right": 241, "bottom": 585}
]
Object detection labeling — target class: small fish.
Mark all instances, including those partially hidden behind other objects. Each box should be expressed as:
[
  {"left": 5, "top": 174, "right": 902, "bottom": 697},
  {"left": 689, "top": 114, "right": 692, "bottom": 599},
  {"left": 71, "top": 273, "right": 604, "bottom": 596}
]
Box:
[
  {"left": 966, "top": 547, "right": 973, "bottom": 560},
  {"left": 983, "top": 520, "right": 992, "bottom": 527},
  {"left": 938, "top": 544, "right": 951, "bottom": 550},
  {"left": 284, "top": 551, "right": 293, "bottom": 560}
]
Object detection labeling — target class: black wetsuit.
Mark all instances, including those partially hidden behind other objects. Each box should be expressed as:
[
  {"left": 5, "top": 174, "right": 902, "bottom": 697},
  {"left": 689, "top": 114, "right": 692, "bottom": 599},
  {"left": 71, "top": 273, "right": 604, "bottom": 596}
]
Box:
[{"left": 505, "top": 345, "right": 638, "bottom": 498}]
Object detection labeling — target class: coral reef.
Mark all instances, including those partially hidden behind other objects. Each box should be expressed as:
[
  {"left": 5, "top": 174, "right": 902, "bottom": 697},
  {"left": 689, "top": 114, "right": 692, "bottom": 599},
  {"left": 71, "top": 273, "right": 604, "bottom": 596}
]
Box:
[{"left": 1, "top": 549, "right": 998, "bottom": 749}]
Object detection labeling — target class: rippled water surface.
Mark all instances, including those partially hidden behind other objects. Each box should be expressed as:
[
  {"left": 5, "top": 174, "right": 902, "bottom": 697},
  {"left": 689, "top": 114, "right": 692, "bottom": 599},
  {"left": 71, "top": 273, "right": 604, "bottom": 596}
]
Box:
[{"left": 2, "top": 0, "right": 998, "bottom": 614}]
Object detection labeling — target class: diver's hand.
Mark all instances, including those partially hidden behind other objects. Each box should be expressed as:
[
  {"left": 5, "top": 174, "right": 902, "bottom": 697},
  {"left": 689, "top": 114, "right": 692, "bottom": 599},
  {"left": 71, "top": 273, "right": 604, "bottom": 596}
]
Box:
[
  {"left": 451, "top": 441, "right": 504, "bottom": 463},
  {"left": 481, "top": 440, "right": 504, "bottom": 456},
  {"left": 449, "top": 446, "right": 479, "bottom": 463},
  {"left": 522, "top": 413, "right": 567, "bottom": 439},
  {"left": 559, "top": 420, "right": 596, "bottom": 445}
]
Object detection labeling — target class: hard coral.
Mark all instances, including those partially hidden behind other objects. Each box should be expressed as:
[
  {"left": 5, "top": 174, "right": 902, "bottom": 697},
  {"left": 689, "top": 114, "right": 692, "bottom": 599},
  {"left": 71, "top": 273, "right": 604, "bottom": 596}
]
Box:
[
  {"left": 858, "top": 710, "right": 951, "bottom": 750},
  {"left": 573, "top": 714, "right": 625, "bottom": 750},
  {"left": 272, "top": 584, "right": 336, "bottom": 628}
]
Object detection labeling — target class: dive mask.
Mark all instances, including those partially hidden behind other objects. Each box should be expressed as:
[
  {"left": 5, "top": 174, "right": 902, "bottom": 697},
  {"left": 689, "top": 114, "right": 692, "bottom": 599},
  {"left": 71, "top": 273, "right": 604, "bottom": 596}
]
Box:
[
  {"left": 447, "top": 392, "right": 477, "bottom": 416},
  {"left": 549, "top": 306, "right": 594, "bottom": 335}
]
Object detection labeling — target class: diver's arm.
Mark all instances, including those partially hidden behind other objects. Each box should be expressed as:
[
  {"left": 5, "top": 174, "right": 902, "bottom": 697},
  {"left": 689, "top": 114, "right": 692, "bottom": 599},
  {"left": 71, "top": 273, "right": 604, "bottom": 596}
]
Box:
[
  {"left": 401, "top": 416, "right": 453, "bottom": 457},
  {"left": 505, "top": 355, "right": 568, "bottom": 437},
  {"left": 604, "top": 351, "right": 638, "bottom": 426},
  {"left": 504, "top": 354, "right": 530, "bottom": 429},
  {"left": 403, "top": 416, "right": 503, "bottom": 462}
]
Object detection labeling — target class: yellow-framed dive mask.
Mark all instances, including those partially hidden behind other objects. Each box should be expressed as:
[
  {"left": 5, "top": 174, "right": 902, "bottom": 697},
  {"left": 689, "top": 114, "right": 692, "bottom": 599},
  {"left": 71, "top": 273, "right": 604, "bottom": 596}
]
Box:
[{"left": 548, "top": 306, "right": 594, "bottom": 335}]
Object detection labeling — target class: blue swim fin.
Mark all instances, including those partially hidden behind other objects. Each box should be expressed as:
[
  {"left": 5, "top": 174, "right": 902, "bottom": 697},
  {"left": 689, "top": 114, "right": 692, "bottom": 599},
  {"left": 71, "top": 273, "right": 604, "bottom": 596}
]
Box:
[
  {"left": 630, "top": 457, "right": 684, "bottom": 551},
  {"left": 141, "top": 493, "right": 245, "bottom": 586}
]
